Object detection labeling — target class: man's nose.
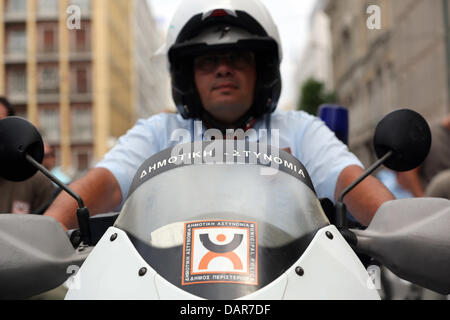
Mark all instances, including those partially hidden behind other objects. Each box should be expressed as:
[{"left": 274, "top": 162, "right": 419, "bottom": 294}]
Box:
[{"left": 215, "top": 57, "right": 234, "bottom": 77}]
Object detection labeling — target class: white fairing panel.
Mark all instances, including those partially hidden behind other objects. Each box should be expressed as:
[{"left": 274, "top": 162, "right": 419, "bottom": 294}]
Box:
[
  {"left": 65, "top": 227, "right": 199, "bottom": 300},
  {"left": 66, "top": 226, "right": 379, "bottom": 300},
  {"left": 282, "top": 226, "right": 381, "bottom": 300},
  {"left": 239, "top": 274, "right": 288, "bottom": 300}
]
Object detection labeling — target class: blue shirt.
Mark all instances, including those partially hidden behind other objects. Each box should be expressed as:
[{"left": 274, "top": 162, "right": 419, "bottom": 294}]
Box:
[
  {"left": 376, "top": 169, "right": 413, "bottom": 199},
  {"left": 97, "top": 110, "right": 363, "bottom": 208}
]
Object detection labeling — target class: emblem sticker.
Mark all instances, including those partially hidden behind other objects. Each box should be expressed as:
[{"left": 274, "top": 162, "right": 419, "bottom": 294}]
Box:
[{"left": 182, "top": 220, "right": 258, "bottom": 286}]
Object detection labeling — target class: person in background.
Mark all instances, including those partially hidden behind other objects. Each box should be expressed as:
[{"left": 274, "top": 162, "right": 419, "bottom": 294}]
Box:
[
  {"left": 397, "top": 114, "right": 450, "bottom": 200},
  {"left": 0, "top": 97, "right": 55, "bottom": 214},
  {"left": 42, "top": 143, "right": 56, "bottom": 172},
  {"left": 0, "top": 97, "right": 14, "bottom": 118},
  {"left": 43, "top": 143, "right": 72, "bottom": 185}
]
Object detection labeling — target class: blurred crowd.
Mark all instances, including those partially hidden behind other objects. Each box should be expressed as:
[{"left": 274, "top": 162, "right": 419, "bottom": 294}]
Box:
[{"left": 0, "top": 96, "right": 71, "bottom": 215}]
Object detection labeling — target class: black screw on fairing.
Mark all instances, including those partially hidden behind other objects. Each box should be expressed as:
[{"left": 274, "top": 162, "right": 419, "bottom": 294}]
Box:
[
  {"left": 110, "top": 233, "right": 118, "bottom": 241},
  {"left": 295, "top": 266, "right": 304, "bottom": 276},
  {"left": 139, "top": 267, "right": 147, "bottom": 276},
  {"left": 326, "top": 231, "right": 334, "bottom": 240}
]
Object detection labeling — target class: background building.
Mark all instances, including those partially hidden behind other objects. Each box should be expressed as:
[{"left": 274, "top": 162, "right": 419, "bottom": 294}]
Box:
[
  {"left": 0, "top": 0, "right": 170, "bottom": 177},
  {"left": 133, "top": 0, "right": 172, "bottom": 120},
  {"left": 325, "top": 0, "right": 450, "bottom": 166},
  {"left": 295, "top": 0, "right": 333, "bottom": 106}
]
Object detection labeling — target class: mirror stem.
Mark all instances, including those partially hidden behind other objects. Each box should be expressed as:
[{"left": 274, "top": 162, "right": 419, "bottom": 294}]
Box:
[
  {"left": 25, "top": 154, "right": 84, "bottom": 208},
  {"left": 336, "top": 150, "right": 393, "bottom": 229},
  {"left": 25, "top": 154, "right": 92, "bottom": 245}
]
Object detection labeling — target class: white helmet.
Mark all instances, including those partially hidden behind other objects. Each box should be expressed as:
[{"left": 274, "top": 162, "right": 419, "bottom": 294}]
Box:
[{"left": 166, "top": 0, "right": 283, "bottom": 122}]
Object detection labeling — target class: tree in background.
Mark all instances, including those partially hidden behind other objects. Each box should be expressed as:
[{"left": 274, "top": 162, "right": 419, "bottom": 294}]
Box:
[{"left": 298, "top": 78, "right": 337, "bottom": 115}]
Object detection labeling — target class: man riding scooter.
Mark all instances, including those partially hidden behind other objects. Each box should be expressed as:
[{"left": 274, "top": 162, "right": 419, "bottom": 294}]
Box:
[{"left": 44, "top": 0, "right": 394, "bottom": 230}]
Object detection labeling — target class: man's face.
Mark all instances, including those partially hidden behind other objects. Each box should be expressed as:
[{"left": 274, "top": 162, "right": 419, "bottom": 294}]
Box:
[
  {"left": 194, "top": 50, "right": 256, "bottom": 125},
  {"left": 0, "top": 103, "right": 8, "bottom": 120}
]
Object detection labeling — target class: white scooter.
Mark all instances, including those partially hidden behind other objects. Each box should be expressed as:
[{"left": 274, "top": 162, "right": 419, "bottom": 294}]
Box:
[{"left": 0, "top": 109, "right": 449, "bottom": 300}]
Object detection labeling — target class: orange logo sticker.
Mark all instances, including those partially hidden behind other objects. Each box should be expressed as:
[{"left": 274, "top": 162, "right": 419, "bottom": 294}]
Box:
[{"left": 182, "top": 220, "right": 258, "bottom": 286}]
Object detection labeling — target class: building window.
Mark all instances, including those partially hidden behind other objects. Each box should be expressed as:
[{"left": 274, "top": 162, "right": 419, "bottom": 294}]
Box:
[
  {"left": 44, "top": 29, "right": 55, "bottom": 50},
  {"left": 71, "top": 107, "right": 93, "bottom": 143},
  {"left": 71, "top": 64, "right": 91, "bottom": 94},
  {"left": 69, "top": 0, "right": 91, "bottom": 14},
  {"left": 37, "top": 0, "right": 58, "bottom": 15},
  {"left": 71, "top": 147, "right": 92, "bottom": 173},
  {"left": 7, "top": 29, "right": 26, "bottom": 54},
  {"left": 37, "top": 23, "right": 58, "bottom": 53},
  {"left": 76, "top": 68, "right": 88, "bottom": 93},
  {"left": 5, "top": 0, "right": 27, "bottom": 13},
  {"left": 38, "top": 66, "right": 59, "bottom": 94},
  {"left": 7, "top": 68, "right": 26, "bottom": 98},
  {"left": 39, "top": 108, "right": 60, "bottom": 143},
  {"left": 342, "top": 27, "right": 351, "bottom": 48},
  {"left": 70, "top": 21, "right": 91, "bottom": 52},
  {"left": 76, "top": 28, "right": 86, "bottom": 51},
  {"left": 376, "top": 67, "right": 383, "bottom": 86},
  {"left": 77, "top": 152, "right": 89, "bottom": 171}
]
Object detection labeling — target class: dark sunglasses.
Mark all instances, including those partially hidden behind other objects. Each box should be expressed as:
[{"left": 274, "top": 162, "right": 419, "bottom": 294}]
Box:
[{"left": 193, "top": 50, "right": 255, "bottom": 73}]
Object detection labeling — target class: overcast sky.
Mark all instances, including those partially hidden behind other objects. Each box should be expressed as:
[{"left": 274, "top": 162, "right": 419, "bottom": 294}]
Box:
[{"left": 147, "top": 0, "right": 317, "bottom": 110}]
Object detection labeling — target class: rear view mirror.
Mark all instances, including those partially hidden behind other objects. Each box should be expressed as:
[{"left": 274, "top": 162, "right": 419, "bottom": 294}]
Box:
[
  {"left": 0, "top": 117, "right": 44, "bottom": 181},
  {"left": 335, "top": 109, "right": 432, "bottom": 229},
  {"left": 373, "top": 109, "right": 431, "bottom": 171}
]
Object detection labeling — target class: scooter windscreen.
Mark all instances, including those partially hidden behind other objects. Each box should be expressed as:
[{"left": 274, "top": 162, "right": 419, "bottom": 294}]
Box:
[{"left": 114, "top": 141, "right": 329, "bottom": 299}]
